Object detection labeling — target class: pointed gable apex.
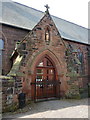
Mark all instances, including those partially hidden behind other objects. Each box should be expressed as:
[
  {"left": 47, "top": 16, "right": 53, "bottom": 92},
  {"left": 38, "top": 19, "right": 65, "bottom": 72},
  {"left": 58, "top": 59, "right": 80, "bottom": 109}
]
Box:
[
  {"left": 31, "top": 7, "right": 62, "bottom": 40},
  {"left": 19, "top": 7, "right": 65, "bottom": 51}
]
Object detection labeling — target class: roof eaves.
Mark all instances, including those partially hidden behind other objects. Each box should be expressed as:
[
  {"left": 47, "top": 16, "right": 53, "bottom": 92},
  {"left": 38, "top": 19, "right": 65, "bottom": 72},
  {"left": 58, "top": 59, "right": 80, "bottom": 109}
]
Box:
[
  {"left": 1, "top": 21, "right": 31, "bottom": 30},
  {"left": 63, "top": 38, "right": 89, "bottom": 45}
]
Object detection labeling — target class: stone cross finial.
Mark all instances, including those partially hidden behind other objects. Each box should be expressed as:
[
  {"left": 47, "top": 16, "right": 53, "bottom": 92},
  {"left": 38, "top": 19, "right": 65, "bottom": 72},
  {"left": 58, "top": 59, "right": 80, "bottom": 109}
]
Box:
[{"left": 44, "top": 4, "right": 50, "bottom": 13}]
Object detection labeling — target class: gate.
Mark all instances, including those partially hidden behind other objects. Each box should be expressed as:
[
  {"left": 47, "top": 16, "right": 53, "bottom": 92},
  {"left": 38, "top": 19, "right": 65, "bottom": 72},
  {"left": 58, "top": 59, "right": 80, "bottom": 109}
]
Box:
[
  {"left": 31, "top": 79, "right": 60, "bottom": 101},
  {"left": 31, "top": 55, "right": 61, "bottom": 101}
]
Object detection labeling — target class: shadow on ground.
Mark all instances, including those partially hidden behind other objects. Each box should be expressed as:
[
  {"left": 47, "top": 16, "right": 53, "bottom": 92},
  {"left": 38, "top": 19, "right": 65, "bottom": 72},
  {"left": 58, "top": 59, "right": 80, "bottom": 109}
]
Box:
[{"left": 2, "top": 98, "right": 88, "bottom": 119}]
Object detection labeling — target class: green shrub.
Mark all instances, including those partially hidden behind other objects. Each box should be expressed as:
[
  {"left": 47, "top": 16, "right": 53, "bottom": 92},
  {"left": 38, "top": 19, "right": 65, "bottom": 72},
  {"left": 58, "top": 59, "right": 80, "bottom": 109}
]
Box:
[
  {"left": 65, "top": 90, "right": 81, "bottom": 99},
  {"left": 3, "top": 103, "right": 18, "bottom": 113}
]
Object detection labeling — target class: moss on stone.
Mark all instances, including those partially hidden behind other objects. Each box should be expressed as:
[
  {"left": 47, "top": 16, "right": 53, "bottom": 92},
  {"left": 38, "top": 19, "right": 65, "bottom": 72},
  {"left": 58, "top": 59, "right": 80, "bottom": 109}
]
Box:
[
  {"left": 3, "top": 103, "right": 18, "bottom": 113},
  {"left": 8, "top": 55, "right": 23, "bottom": 76},
  {"left": 65, "top": 90, "right": 81, "bottom": 99},
  {"left": 0, "top": 75, "right": 12, "bottom": 79}
]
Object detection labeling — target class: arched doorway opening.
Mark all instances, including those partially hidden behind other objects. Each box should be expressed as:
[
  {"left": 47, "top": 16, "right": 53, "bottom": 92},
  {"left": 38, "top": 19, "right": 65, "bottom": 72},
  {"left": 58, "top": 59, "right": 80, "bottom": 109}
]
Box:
[{"left": 32, "top": 55, "right": 60, "bottom": 101}]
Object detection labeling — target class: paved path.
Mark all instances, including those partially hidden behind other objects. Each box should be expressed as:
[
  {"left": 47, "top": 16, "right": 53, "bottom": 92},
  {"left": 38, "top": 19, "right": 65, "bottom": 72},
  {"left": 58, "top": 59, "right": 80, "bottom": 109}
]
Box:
[{"left": 3, "top": 99, "right": 88, "bottom": 119}]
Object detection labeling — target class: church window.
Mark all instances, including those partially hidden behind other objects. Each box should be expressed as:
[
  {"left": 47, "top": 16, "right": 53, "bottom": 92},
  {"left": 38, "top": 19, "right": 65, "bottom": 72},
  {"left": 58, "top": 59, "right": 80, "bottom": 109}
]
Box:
[
  {"left": 0, "top": 39, "right": 4, "bottom": 75},
  {"left": 77, "top": 49, "right": 84, "bottom": 74},
  {"left": 0, "top": 39, "right": 4, "bottom": 50},
  {"left": 77, "top": 49, "right": 83, "bottom": 64}
]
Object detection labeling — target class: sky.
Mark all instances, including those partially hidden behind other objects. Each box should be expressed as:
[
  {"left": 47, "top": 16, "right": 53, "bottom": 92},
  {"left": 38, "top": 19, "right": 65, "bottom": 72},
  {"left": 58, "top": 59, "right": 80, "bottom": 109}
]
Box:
[{"left": 9, "top": 0, "right": 89, "bottom": 28}]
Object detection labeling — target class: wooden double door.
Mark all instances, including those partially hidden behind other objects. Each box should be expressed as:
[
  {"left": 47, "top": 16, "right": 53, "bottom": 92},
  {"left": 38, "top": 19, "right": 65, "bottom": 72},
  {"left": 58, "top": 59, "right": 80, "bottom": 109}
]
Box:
[{"left": 34, "top": 56, "right": 60, "bottom": 100}]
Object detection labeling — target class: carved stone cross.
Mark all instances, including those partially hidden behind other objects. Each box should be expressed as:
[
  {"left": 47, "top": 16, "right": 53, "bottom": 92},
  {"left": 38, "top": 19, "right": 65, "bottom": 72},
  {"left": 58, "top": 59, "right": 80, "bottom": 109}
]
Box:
[{"left": 44, "top": 4, "right": 50, "bottom": 12}]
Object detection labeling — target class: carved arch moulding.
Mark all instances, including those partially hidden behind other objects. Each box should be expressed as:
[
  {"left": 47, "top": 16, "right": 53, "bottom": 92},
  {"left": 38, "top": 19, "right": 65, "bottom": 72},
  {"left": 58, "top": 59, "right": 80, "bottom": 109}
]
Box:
[{"left": 27, "top": 49, "right": 63, "bottom": 76}]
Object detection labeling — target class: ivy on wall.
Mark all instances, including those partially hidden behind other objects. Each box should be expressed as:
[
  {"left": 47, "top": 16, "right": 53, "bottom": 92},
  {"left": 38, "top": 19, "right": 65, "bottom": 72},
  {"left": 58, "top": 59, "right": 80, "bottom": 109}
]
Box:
[{"left": 65, "top": 43, "right": 84, "bottom": 99}]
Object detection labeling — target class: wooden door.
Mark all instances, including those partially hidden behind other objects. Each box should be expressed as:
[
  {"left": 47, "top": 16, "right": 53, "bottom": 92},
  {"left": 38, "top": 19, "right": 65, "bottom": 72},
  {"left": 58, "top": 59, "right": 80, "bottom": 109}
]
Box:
[{"left": 35, "top": 56, "right": 58, "bottom": 100}]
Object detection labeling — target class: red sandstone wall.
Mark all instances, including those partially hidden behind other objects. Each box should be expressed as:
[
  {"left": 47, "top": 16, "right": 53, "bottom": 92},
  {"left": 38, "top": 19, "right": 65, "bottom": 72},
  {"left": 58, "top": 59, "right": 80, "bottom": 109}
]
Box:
[
  {"left": 14, "top": 13, "right": 89, "bottom": 99},
  {"left": 1, "top": 24, "right": 29, "bottom": 74},
  {"left": 64, "top": 40, "right": 89, "bottom": 87},
  {"left": 0, "top": 16, "right": 89, "bottom": 99},
  {"left": 18, "top": 14, "right": 69, "bottom": 98}
]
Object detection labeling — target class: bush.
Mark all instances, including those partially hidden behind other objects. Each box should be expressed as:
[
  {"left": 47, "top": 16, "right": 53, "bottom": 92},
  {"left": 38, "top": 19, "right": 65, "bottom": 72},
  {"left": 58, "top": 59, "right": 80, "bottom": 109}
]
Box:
[
  {"left": 3, "top": 103, "right": 18, "bottom": 113},
  {"left": 79, "top": 87, "right": 88, "bottom": 98},
  {"left": 65, "top": 90, "right": 81, "bottom": 99}
]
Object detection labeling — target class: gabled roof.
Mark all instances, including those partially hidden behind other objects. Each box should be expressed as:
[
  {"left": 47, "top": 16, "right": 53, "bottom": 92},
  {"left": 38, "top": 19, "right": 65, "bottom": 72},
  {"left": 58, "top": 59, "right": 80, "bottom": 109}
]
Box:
[{"left": 0, "top": 1, "right": 88, "bottom": 44}]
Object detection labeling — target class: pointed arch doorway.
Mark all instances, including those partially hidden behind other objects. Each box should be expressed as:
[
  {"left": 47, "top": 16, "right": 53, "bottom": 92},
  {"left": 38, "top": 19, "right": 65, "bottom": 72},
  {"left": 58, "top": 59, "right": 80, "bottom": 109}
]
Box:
[{"left": 32, "top": 55, "right": 60, "bottom": 101}]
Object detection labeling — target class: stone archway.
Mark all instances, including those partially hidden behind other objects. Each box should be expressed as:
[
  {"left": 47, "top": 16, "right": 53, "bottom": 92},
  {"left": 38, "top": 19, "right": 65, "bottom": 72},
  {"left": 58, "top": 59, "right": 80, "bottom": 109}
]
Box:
[
  {"left": 30, "top": 49, "right": 62, "bottom": 75},
  {"left": 29, "top": 49, "right": 62, "bottom": 100}
]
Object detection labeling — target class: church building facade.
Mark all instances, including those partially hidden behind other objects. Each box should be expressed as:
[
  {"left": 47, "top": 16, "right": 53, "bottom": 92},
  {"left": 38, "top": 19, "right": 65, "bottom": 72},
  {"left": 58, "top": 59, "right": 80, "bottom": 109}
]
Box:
[{"left": 0, "top": 1, "right": 90, "bottom": 110}]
